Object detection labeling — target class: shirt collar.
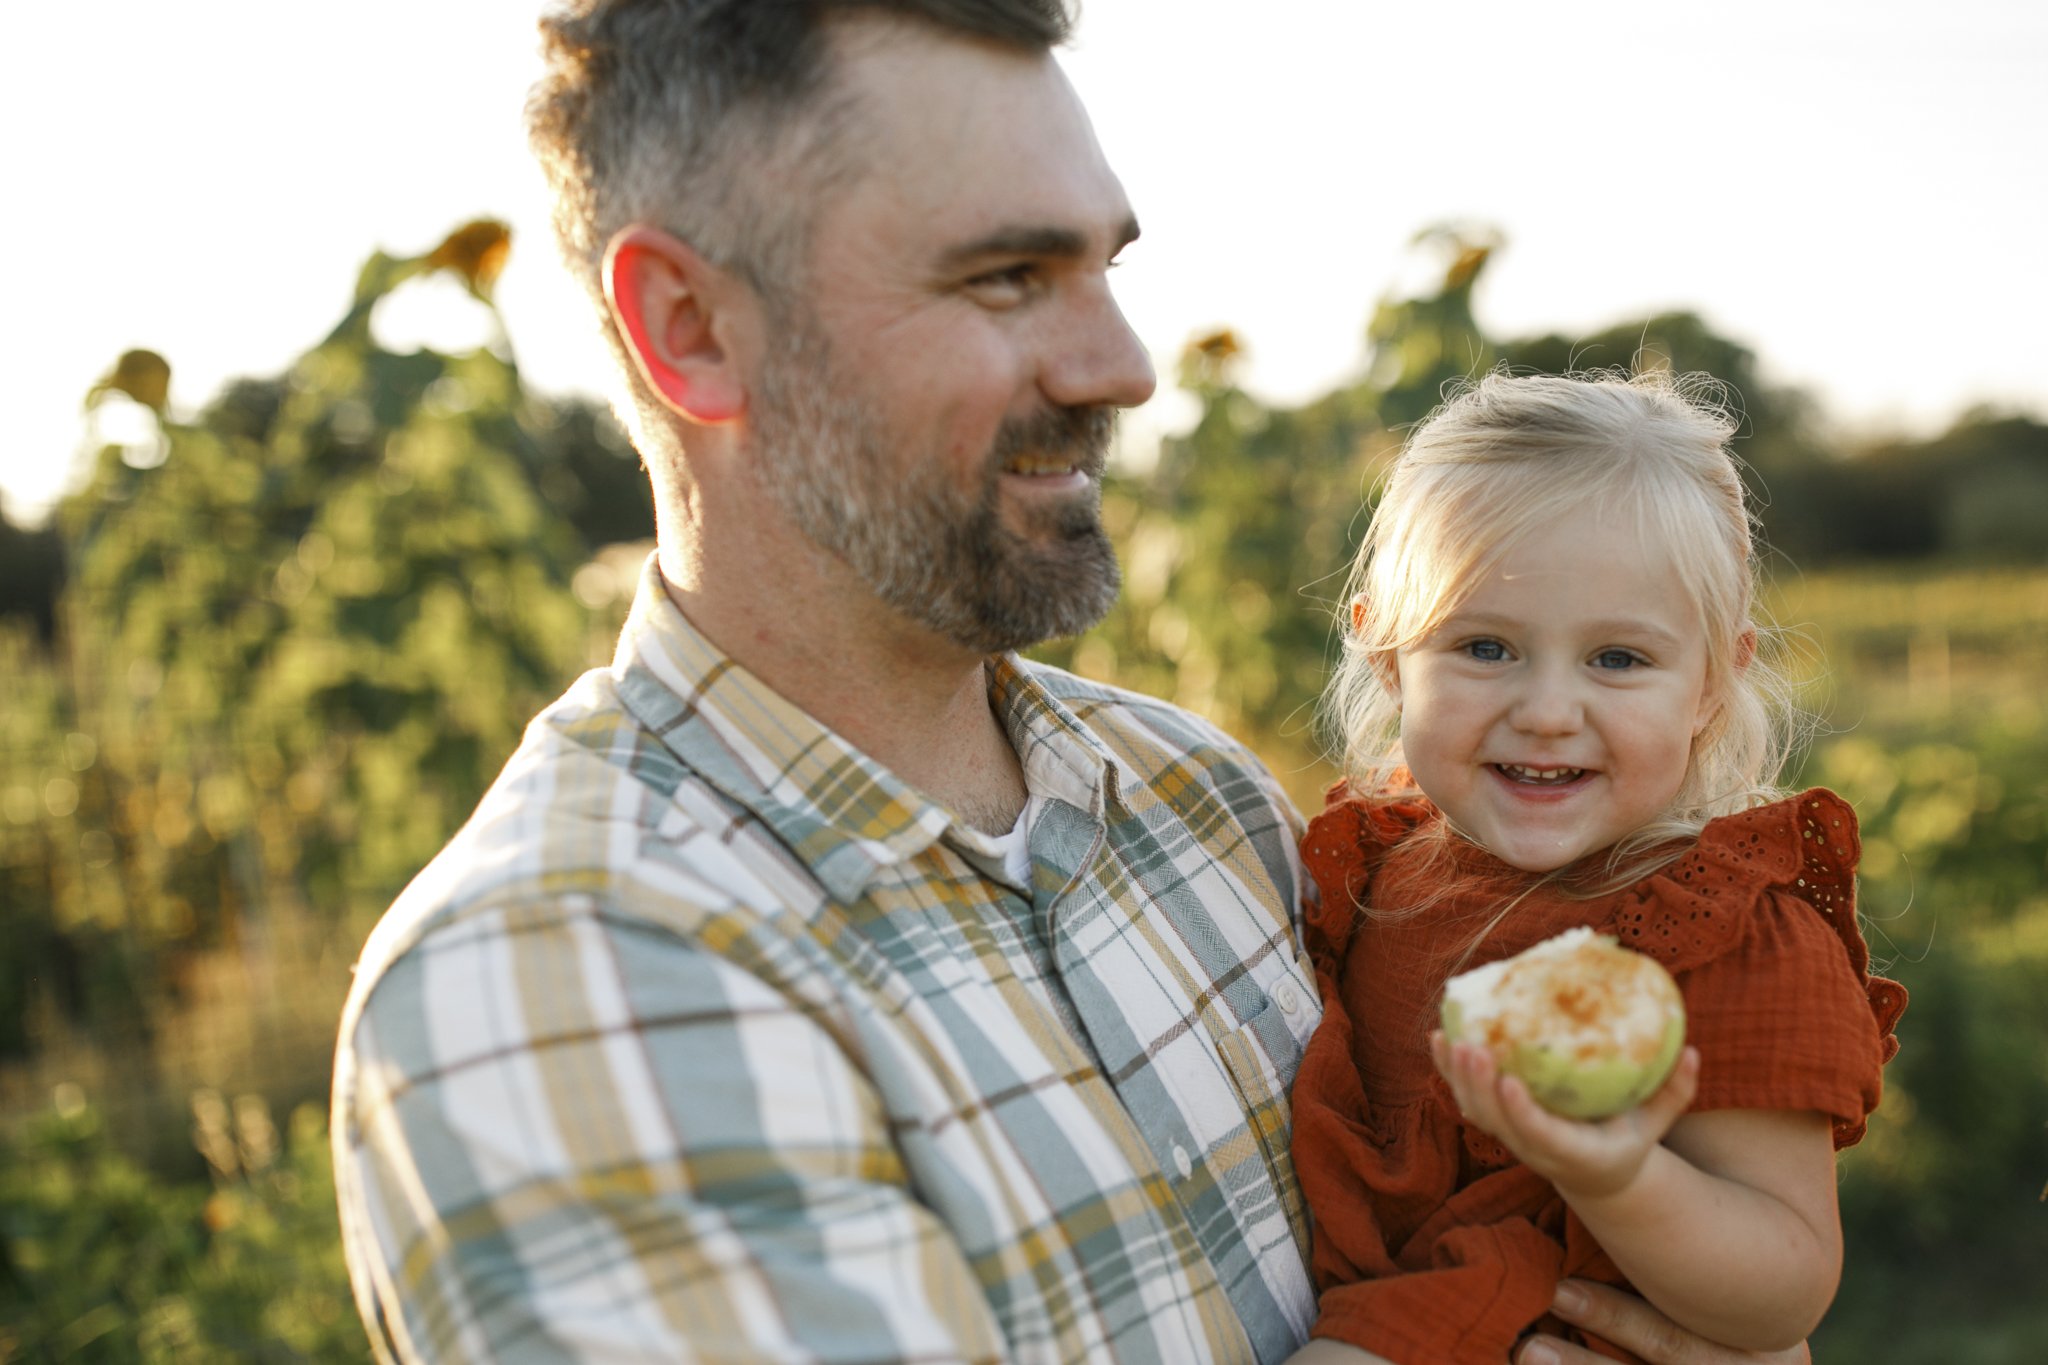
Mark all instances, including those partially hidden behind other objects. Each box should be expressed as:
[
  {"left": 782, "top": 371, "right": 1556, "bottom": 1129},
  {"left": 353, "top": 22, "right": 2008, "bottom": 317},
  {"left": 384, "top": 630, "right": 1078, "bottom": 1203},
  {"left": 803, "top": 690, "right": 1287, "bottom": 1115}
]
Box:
[
  {"left": 608, "top": 555, "right": 1117, "bottom": 903},
  {"left": 987, "top": 653, "right": 1120, "bottom": 818}
]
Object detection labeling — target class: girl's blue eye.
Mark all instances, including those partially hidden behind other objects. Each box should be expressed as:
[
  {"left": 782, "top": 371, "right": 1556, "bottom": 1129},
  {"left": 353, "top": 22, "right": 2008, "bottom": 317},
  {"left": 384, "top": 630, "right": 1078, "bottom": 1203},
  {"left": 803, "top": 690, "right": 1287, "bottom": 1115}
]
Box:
[
  {"left": 1466, "top": 640, "right": 1508, "bottom": 662},
  {"left": 1594, "top": 649, "right": 1642, "bottom": 670}
]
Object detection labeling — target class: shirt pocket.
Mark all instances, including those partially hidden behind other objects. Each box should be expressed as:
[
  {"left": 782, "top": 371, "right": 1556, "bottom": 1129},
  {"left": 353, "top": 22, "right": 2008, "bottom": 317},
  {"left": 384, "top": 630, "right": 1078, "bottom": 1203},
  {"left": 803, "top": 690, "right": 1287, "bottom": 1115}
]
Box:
[{"left": 1211, "top": 950, "right": 1319, "bottom": 1112}]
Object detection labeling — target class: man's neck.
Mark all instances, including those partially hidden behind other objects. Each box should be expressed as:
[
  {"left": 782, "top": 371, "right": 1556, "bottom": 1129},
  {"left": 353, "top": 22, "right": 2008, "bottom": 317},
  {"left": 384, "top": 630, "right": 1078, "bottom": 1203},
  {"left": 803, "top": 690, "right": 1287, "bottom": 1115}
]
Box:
[{"left": 656, "top": 534, "right": 1029, "bottom": 836}]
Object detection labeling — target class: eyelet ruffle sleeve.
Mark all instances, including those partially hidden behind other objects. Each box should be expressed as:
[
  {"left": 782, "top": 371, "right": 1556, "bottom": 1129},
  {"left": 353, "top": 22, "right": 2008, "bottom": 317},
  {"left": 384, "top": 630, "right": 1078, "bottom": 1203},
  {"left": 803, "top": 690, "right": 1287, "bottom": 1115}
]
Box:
[{"left": 1604, "top": 789, "right": 1906, "bottom": 1146}]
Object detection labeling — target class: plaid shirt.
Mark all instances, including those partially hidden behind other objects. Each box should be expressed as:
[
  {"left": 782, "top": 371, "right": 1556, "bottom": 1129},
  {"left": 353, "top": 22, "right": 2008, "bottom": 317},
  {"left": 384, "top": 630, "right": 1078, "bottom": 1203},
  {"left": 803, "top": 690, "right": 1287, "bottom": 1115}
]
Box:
[{"left": 333, "top": 559, "right": 1321, "bottom": 1364}]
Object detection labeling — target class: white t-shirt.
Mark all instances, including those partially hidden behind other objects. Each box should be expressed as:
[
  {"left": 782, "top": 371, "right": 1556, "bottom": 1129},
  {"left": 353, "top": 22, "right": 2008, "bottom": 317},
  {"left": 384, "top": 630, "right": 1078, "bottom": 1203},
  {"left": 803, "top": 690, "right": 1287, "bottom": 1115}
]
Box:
[{"left": 982, "top": 795, "right": 1038, "bottom": 888}]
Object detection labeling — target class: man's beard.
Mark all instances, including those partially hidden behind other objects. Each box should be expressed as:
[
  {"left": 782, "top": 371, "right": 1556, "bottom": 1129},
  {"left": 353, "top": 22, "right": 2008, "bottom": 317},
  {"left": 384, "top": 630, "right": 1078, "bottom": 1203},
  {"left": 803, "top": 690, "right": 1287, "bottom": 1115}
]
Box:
[{"left": 747, "top": 311, "right": 1121, "bottom": 655}]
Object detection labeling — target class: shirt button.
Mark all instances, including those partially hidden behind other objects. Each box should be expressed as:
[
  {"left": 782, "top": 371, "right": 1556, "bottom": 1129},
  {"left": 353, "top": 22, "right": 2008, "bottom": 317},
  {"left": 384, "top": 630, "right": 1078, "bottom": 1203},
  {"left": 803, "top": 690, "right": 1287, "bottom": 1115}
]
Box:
[
  {"left": 1275, "top": 981, "right": 1301, "bottom": 1015},
  {"left": 1173, "top": 1145, "right": 1193, "bottom": 1180}
]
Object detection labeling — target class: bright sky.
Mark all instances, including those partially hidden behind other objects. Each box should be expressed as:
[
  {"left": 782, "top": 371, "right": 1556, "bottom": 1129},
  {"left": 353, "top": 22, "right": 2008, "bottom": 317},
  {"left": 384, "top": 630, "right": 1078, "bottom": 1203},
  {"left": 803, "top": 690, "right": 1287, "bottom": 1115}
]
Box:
[{"left": 7, "top": 0, "right": 2044, "bottom": 524}]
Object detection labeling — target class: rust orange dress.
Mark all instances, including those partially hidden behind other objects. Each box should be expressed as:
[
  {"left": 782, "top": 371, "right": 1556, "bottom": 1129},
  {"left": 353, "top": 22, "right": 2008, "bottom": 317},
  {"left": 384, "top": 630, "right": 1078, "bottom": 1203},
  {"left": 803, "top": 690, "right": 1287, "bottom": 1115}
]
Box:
[{"left": 1291, "top": 785, "right": 1907, "bottom": 1364}]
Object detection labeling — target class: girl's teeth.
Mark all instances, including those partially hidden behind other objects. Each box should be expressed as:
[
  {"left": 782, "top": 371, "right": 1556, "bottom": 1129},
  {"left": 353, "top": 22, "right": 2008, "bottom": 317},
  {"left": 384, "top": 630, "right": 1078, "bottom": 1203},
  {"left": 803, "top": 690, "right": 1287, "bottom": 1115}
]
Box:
[{"left": 1498, "top": 764, "right": 1585, "bottom": 784}]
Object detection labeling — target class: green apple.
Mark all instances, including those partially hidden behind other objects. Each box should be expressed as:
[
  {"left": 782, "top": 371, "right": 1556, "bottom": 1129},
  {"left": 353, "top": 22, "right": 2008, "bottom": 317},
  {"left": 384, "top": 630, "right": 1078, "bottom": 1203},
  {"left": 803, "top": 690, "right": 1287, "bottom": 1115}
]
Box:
[{"left": 1441, "top": 928, "right": 1687, "bottom": 1120}]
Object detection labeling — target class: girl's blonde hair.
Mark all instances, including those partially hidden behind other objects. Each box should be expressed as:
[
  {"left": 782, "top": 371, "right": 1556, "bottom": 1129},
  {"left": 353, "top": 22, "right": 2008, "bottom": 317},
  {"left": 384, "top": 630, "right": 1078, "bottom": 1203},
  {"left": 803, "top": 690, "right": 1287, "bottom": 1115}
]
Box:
[{"left": 1323, "top": 368, "right": 1809, "bottom": 886}]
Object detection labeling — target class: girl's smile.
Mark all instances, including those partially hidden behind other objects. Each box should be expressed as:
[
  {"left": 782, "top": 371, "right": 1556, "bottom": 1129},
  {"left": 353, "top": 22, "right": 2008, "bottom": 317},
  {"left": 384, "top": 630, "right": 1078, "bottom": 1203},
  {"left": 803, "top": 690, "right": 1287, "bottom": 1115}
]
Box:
[
  {"left": 1492, "top": 763, "right": 1589, "bottom": 786},
  {"left": 1389, "top": 505, "right": 1719, "bottom": 873}
]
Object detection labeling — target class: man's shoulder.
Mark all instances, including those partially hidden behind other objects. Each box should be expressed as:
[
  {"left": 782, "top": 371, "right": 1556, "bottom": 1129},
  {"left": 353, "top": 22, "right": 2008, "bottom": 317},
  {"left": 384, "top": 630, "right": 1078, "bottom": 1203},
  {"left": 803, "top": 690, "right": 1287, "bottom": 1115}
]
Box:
[
  {"left": 344, "top": 668, "right": 770, "bottom": 1002},
  {"left": 1018, "top": 657, "right": 1271, "bottom": 771}
]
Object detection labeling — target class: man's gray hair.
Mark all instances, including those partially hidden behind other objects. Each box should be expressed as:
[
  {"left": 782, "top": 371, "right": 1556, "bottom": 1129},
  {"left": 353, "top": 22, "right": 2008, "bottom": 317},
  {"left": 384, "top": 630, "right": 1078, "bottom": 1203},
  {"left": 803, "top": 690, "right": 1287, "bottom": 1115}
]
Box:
[{"left": 527, "top": 0, "right": 1074, "bottom": 442}]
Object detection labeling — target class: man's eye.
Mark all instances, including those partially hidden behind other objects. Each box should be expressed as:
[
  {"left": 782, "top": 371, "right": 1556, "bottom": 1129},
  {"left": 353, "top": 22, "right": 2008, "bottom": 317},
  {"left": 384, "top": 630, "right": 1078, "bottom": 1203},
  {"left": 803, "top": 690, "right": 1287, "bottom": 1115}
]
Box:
[
  {"left": 1593, "top": 649, "right": 1643, "bottom": 670},
  {"left": 1465, "top": 639, "right": 1508, "bottom": 662},
  {"left": 969, "top": 264, "right": 1038, "bottom": 294}
]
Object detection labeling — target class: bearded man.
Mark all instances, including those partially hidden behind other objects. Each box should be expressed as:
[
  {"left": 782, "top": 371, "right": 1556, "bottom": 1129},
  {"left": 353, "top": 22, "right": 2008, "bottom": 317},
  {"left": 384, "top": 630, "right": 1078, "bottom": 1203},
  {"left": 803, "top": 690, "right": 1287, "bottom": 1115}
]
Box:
[{"left": 332, "top": 5, "right": 1814, "bottom": 1363}]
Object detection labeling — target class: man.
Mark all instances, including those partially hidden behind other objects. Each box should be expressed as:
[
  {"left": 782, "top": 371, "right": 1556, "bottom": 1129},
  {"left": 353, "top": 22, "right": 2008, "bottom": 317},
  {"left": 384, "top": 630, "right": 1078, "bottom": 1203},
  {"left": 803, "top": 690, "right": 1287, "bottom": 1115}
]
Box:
[{"left": 333, "top": 4, "right": 1808, "bottom": 1362}]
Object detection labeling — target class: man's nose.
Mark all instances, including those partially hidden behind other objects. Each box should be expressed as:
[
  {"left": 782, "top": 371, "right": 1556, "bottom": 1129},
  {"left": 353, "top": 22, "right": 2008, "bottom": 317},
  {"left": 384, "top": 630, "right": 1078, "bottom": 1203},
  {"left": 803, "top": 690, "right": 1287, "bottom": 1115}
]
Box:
[{"left": 1040, "top": 281, "right": 1157, "bottom": 411}]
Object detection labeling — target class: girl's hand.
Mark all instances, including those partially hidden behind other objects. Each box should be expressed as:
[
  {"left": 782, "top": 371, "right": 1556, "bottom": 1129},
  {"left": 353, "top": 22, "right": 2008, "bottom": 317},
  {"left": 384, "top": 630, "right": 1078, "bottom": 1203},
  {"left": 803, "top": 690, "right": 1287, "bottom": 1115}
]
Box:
[{"left": 1430, "top": 1032, "right": 1700, "bottom": 1201}]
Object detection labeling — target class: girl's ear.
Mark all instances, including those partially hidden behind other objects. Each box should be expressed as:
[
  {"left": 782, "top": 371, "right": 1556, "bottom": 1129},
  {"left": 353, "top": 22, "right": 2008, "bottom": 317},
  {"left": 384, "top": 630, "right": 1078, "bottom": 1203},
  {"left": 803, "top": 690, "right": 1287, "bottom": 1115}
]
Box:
[
  {"left": 1370, "top": 651, "right": 1402, "bottom": 708},
  {"left": 1694, "top": 628, "right": 1758, "bottom": 735},
  {"left": 1353, "top": 596, "right": 1403, "bottom": 706},
  {"left": 1378, "top": 656, "right": 1403, "bottom": 708}
]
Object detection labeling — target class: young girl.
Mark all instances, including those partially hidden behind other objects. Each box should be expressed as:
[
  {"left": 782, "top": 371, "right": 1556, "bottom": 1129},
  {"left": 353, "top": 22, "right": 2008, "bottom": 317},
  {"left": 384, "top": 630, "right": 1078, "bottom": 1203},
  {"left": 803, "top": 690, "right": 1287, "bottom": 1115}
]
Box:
[{"left": 1287, "top": 371, "right": 1906, "bottom": 1365}]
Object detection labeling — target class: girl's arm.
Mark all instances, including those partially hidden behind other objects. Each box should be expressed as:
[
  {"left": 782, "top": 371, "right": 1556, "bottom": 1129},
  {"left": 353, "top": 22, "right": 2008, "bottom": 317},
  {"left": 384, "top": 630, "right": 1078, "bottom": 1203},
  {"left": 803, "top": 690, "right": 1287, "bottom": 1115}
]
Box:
[
  {"left": 1436, "top": 1039, "right": 1842, "bottom": 1353},
  {"left": 1568, "top": 1105, "right": 1839, "bottom": 1351}
]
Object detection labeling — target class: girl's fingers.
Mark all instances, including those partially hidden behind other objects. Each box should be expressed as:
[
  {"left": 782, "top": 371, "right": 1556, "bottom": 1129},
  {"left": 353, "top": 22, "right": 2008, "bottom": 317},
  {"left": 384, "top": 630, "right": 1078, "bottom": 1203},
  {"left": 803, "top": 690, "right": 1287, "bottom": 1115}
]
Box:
[
  {"left": 1436, "top": 1037, "right": 1510, "bottom": 1134},
  {"left": 1632, "top": 1047, "right": 1702, "bottom": 1140},
  {"left": 1435, "top": 1036, "right": 1701, "bottom": 1198},
  {"left": 1491, "top": 1072, "right": 1582, "bottom": 1154},
  {"left": 1428, "top": 1030, "right": 1451, "bottom": 1076}
]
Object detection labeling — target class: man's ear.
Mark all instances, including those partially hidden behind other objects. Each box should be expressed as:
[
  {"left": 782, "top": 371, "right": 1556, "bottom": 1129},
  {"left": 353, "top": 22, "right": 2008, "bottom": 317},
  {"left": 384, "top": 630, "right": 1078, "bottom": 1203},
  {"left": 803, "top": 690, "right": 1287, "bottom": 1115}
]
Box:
[{"left": 602, "top": 225, "right": 747, "bottom": 425}]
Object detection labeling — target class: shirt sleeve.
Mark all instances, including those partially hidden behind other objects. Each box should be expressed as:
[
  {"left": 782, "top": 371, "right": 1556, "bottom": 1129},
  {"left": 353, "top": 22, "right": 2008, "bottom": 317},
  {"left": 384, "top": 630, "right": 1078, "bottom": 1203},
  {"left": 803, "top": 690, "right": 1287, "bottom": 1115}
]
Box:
[
  {"left": 1680, "top": 886, "right": 1890, "bottom": 1144},
  {"left": 334, "top": 897, "right": 1011, "bottom": 1364}
]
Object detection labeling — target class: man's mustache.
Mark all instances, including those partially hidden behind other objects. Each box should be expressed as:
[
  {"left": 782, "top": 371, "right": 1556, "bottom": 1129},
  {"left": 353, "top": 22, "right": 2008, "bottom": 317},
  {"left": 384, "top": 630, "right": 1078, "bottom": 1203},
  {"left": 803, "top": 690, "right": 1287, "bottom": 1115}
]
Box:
[{"left": 987, "top": 405, "right": 1115, "bottom": 479}]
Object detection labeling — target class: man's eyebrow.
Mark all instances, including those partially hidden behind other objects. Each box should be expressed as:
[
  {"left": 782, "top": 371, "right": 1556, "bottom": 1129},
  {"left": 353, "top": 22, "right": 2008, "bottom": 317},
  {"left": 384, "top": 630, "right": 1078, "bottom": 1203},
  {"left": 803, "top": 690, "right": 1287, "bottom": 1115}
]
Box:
[{"left": 940, "top": 216, "right": 1141, "bottom": 269}]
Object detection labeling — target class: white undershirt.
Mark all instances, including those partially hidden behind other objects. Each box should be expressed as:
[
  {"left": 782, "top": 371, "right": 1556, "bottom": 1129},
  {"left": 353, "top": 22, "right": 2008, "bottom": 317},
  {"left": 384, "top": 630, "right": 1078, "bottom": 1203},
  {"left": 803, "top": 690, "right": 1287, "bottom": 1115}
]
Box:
[{"left": 982, "top": 794, "right": 1038, "bottom": 887}]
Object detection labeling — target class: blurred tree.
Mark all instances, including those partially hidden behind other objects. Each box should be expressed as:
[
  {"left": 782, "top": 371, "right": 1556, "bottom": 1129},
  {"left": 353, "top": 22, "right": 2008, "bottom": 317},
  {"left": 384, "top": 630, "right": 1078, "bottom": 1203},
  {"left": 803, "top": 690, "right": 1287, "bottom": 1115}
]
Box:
[
  {"left": 0, "top": 624, "right": 144, "bottom": 1062},
  {"left": 519, "top": 395, "right": 656, "bottom": 552},
  {"left": 0, "top": 1093, "right": 361, "bottom": 1361},
  {"left": 1831, "top": 412, "right": 2048, "bottom": 563},
  {"left": 59, "top": 221, "right": 595, "bottom": 947},
  {"left": 1363, "top": 223, "right": 1501, "bottom": 431},
  {"left": 0, "top": 504, "right": 64, "bottom": 642},
  {"left": 85, "top": 349, "right": 174, "bottom": 415},
  {"left": 0, "top": 222, "right": 613, "bottom": 1122}
]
